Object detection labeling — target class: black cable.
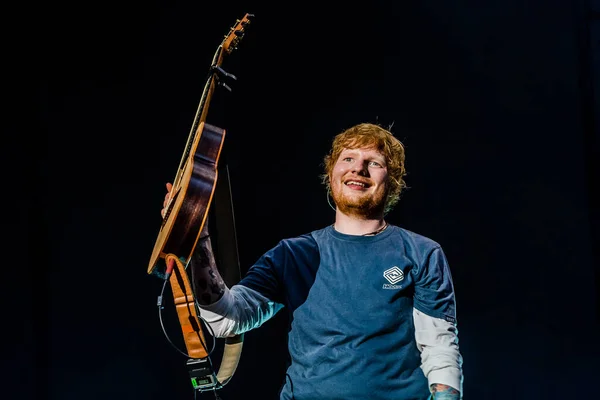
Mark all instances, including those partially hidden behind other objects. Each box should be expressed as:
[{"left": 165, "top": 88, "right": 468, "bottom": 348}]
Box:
[
  {"left": 156, "top": 251, "right": 225, "bottom": 398},
  {"left": 157, "top": 275, "right": 218, "bottom": 359}
]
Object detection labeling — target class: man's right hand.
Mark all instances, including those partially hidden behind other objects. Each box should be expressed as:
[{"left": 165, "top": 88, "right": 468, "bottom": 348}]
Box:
[{"left": 161, "top": 182, "right": 173, "bottom": 219}]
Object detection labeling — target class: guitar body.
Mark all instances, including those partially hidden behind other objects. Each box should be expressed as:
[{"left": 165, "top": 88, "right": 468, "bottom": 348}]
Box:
[{"left": 148, "top": 122, "right": 226, "bottom": 275}]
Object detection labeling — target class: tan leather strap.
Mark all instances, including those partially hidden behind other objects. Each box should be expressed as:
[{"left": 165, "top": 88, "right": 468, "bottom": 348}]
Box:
[{"left": 165, "top": 253, "right": 243, "bottom": 385}]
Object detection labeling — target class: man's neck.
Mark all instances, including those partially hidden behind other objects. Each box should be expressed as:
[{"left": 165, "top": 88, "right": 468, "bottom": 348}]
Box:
[{"left": 333, "top": 211, "right": 386, "bottom": 236}]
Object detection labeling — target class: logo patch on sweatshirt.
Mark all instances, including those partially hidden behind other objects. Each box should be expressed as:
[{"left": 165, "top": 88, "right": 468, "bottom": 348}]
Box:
[{"left": 382, "top": 266, "right": 404, "bottom": 289}]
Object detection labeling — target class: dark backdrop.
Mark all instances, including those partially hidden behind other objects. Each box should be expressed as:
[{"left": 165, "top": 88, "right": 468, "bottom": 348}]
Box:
[{"left": 24, "top": 1, "right": 600, "bottom": 399}]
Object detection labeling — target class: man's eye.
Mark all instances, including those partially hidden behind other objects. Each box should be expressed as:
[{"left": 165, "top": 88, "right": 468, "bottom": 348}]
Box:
[
  {"left": 343, "top": 157, "right": 353, "bottom": 162},
  {"left": 369, "top": 161, "right": 382, "bottom": 167}
]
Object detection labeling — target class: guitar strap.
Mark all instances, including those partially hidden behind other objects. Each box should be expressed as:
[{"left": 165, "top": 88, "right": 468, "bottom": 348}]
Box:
[
  {"left": 164, "top": 164, "right": 244, "bottom": 390},
  {"left": 165, "top": 254, "right": 244, "bottom": 387}
]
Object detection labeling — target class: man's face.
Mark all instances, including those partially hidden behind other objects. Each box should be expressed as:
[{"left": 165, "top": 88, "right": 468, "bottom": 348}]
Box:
[{"left": 330, "top": 147, "right": 389, "bottom": 218}]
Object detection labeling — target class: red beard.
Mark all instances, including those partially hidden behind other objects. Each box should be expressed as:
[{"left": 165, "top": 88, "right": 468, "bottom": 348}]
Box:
[{"left": 331, "top": 184, "right": 386, "bottom": 218}]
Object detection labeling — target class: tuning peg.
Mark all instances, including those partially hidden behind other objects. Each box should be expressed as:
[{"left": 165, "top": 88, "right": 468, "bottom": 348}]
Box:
[
  {"left": 211, "top": 65, "right": 237, "bottom": 81},
  {"left": 231, "top": 37, "right": 243, "bottom": 48},
  {"left": 217, "top": 81, "right": 232, "bottom": 92}
]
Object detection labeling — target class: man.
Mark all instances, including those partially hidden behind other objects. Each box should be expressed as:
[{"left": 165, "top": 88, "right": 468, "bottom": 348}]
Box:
[{"left": 162, "top": 122, "right": 463, "bottom": 399}]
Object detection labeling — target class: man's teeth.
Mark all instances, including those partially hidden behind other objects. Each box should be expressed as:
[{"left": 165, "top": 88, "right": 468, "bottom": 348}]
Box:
[{"left": 346, "top": 181, "right": 365, "bottom": 187}]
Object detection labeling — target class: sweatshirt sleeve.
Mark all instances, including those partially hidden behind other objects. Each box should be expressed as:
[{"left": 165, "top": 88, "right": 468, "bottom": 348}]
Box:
[
  {"left": 410, "top": 245, "right": 463, "bottom": 394},
  {"left": 413, "top": 308, "right": 464, "bottom": 395},
  {"left": 198, "top": 284, "right": 284, "bottom": 337}
]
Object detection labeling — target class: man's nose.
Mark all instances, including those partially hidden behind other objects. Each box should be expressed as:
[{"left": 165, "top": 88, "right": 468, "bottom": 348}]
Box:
[{"left": 351, "top": 160, "right": 369, "bottom": 175}]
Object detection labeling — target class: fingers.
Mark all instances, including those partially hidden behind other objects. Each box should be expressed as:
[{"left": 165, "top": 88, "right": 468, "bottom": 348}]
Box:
[
  {"left": 163, "top": 182, "right": 173, "bottom": 207},
  {"left": 162, "top": 182, "right": 173, "bottom": 218}
]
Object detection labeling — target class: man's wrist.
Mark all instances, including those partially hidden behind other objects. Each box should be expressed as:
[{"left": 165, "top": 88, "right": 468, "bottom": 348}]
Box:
[{"left": 430, "top": 383, "right": 460, "bottom": 400}]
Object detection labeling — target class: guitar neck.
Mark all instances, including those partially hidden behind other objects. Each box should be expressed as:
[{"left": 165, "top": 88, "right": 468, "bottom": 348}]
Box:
[
  {"left": 173, "top": 46, "right": 225, "bottom": 186},
  {"left": 169, "top": 12, "right": 252, "bottom": 188}
]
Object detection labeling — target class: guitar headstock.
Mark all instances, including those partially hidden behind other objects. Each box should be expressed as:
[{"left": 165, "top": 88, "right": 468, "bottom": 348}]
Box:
[{"left": 222, "top": 13, "right": 254, "bottom": 55}]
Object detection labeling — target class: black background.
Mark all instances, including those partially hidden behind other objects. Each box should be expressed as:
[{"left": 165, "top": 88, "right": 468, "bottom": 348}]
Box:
[{"left": 23, "top": 0, "right": 600, "bottom": 399}]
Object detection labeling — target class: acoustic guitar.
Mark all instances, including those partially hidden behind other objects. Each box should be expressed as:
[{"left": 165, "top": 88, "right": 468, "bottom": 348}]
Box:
[
  {"left": 147, "top": 13, "right": 253, "bottom": 392},
  {"left": 148, "top": 14, "right": 251, "bottom": 276}
]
